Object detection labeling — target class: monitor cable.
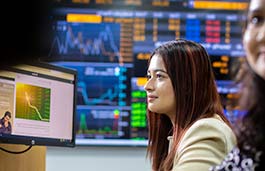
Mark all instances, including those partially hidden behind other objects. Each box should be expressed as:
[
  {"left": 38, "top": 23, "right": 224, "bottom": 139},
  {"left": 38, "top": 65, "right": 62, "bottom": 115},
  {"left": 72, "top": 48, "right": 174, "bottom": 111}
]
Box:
[{"left": 0, "top": 145, "right": 32, "bottom": 154}]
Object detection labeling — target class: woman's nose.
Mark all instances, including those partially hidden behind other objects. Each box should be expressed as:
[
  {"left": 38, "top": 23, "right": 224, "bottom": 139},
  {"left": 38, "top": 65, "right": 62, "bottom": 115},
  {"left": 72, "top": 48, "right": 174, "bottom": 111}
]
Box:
[{"left": 144, "top": 78, "right": 154, "bottom": 92}]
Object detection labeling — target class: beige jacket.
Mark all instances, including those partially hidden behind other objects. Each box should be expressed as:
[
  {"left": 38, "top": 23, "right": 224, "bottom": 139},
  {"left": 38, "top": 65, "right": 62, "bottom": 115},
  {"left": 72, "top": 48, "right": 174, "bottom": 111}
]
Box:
[{"left": 168, "top": 114, "right": 236, "bottom": 171}]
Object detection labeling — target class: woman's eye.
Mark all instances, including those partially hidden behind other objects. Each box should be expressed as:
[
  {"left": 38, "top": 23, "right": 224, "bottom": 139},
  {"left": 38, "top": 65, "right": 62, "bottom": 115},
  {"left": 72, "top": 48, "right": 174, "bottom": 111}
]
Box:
[
  {"left": 156, "top": 74, "right": 163, "bottom": 78},
  {"left": 146, "top": 74, "right": 151, "bottom": 80},
  {"left": 249, "top": 16, "right": 264, "bottom": 25}
]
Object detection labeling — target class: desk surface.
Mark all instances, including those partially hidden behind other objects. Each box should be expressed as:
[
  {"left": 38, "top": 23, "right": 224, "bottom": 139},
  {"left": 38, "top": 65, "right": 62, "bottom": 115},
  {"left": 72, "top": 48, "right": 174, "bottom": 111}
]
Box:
[{"left": 0, "top": 144, "right": 46, "bottom": 171}]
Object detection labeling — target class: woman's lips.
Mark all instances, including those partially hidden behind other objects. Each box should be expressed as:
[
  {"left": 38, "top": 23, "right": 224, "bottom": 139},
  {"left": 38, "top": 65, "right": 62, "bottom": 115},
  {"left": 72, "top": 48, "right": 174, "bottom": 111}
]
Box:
[
  {"left": 259, "top": 51, "right": 265, "bottom": 56},
  {"left": 259, "top": 47, "right": 265, "bottom": 57},
  {"left": 147, "top": 95, "right": 158, "bottom": 102},
  {"left": 258, "top": 51, "right": 265, "bottom": 61}
]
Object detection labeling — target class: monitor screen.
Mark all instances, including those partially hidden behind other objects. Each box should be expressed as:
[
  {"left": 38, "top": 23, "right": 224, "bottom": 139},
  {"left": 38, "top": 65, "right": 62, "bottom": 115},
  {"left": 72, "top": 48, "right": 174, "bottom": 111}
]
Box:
[
  {"left": 0, "top": 62, "right": 77, "bottom": 147},
  {"left": 43, "top": 0, "right": 247, "bottom": 146}
]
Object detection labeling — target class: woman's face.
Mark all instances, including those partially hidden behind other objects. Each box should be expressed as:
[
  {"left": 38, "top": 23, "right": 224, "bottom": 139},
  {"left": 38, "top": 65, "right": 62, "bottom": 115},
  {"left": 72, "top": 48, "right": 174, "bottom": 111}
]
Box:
[
  {"left": 243, "top": 0, "right": 265, "bottom": 79},
  {"left": 4, "top": 115, "right": 10, "bottom": 122},
  {"left": 144, "top": 54, "right": 176, "bottom": 121}
]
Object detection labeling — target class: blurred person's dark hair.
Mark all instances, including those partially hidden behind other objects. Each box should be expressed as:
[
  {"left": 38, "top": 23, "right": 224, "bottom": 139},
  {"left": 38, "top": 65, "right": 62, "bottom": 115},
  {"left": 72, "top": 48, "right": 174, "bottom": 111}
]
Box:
[
  {"left": 229, "top": 0, "right": 265, "bottom": 169},
  {"left": 0, "top": 0, "right": 54, "bottom": 68}
]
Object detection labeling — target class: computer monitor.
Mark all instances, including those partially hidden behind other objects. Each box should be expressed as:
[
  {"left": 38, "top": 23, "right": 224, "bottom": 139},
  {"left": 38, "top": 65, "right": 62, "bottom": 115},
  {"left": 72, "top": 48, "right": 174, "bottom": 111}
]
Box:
[{"left": 0, "top": 62, "right": 77, "bottom": 147}]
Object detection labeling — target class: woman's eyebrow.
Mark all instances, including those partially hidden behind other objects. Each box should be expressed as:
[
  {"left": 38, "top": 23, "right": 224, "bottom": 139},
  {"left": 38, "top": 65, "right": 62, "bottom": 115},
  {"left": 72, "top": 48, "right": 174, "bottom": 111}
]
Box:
[
  {"left": 147, "top": 69, "right": 167, "bottom": 73},
  {"left": 155, "top": 69, "right": 167, "bottom": 74},
  {"left": 248, "top": 8, "right": 264, "bottom": 15}
]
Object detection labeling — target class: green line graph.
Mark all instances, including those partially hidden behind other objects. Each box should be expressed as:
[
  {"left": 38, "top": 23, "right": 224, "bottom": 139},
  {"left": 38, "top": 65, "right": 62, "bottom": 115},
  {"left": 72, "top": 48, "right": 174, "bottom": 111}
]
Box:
[{"left": 15, "top": 83, "right": 51, "bottom": 122}]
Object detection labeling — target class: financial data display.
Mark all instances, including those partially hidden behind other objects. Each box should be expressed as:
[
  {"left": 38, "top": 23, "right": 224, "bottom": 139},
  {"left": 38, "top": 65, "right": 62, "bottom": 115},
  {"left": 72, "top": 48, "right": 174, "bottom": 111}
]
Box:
[
  {"left": 46, "top": 0, "right": 247, "bottom": 146},
  {"left": 54, "top": 0, "right": 248, "bottom": 11},
  {"left": 50, "top": 22, "right": 121, "bottom": 62}
]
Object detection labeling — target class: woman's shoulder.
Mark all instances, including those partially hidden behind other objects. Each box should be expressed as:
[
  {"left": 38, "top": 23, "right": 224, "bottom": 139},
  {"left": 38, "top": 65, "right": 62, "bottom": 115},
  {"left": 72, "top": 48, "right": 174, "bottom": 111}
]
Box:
[
  {"left": 189, "top": 114, "right": 233, "bottom": 133},
  {"left": 180, "top": 114, "right": 236, "bottom": 152},
  {"left": 172, "top": 115, "right": 237, "bottom": 170}
]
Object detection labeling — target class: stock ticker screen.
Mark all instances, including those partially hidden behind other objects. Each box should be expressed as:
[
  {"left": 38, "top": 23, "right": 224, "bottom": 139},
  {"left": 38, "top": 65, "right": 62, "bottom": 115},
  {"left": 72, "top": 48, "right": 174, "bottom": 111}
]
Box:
[{"left": 46, "top": 0, "right": 248, "bottom": 146}]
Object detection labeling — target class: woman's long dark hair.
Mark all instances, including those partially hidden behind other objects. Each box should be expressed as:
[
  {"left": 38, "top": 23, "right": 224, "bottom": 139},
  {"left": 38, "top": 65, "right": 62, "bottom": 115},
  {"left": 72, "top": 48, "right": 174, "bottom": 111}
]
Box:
[
  {"left": 146, "top": 39, "right": 231, "bottom": 171},
  {"left": 233, "top": 0, "right": 265, "bottom": 168},
  {"left": 234, "top": 63, "right": 265, "bottom": 169}
]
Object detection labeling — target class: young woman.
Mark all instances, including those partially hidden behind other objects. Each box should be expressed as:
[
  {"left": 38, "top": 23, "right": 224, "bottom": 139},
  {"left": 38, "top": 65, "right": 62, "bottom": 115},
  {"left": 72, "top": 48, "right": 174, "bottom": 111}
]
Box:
[
  {"left": 144, "top": 39, "right": 236, "bottom": 171},
  {"left": 0, "top": 111, "right": 12, "bottom": 134},
  {"left": 210, "top": 0, "right": 265, "bottom": 170}
]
